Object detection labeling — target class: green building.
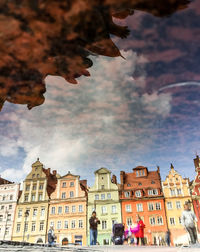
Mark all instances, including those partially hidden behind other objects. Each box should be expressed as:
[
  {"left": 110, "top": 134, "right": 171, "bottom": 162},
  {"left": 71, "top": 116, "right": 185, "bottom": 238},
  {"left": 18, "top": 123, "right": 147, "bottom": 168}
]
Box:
[{"left": 87, "top": 168, "right": 122, "bottom": 245}]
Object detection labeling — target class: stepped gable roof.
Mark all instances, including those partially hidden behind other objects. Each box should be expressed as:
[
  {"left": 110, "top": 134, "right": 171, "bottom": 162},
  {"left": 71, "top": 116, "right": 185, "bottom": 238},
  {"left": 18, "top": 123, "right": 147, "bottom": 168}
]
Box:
[
  {"left": 0, "top": 177, "right": 13, "bottom": 185},
  {"left": 123, "top": 167, "right": 161, "bottom": 190}
]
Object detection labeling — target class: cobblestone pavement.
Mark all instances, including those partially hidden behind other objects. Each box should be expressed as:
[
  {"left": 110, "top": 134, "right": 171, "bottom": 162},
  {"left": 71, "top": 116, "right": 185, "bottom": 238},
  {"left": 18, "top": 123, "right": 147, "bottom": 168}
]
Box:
[{"left": 0, "top": 245, "right": 200, "bottom": 252}]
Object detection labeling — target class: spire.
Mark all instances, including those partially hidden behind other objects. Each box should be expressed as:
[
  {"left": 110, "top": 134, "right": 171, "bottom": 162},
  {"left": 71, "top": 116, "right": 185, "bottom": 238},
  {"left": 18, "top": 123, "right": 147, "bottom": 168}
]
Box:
[
  {"left": 170, "top": 163, "right": 174, "bottom": 169},
  {"left": 37, "top": 157, "right": 39, "bottom": 161}
]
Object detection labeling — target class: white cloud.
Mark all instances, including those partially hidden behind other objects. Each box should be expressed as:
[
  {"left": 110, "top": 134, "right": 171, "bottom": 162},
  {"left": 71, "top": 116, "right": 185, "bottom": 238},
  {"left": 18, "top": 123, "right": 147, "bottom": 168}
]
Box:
[{"left": 0, "top": 50, "right": 172, "bottom": 182}]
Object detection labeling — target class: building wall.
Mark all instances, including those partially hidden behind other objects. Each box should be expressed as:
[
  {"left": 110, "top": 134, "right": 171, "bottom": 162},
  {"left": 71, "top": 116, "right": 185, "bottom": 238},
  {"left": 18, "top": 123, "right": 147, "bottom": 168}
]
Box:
[
  {"left": 162, "top": 164, "right": 193, "bottom": 245},
  {"left": 49, "top": 172, "right": 87, "bottom": 246},
  {"left": 0, "top": 183, "right": 20, "bottom": 240},
  {"left": 87, "top": 168, "right": 122, "bottom": 245},
  {"left": 12, "top": 159, "right": 57, "bottom": 243}
]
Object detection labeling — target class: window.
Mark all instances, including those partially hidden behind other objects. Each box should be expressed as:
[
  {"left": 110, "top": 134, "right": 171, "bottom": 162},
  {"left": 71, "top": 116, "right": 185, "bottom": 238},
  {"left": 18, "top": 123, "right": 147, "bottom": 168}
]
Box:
[
  {"left": 101, "top": 194, "right": 105, "bottom": 200},
  {"left": 33, "top": 185, "right": 37, "bottom": 190},
  {"left": 38, "top": 194, "right": 42, "bottom": 201},
  {"left": 70, "top": 191, "right": 74, "bottom": 198},
  {"left": 18, "top": 210, "right": 22, "bottom": 218},
  {"left": 150, "top": 217, "right": 156, "bottom": 225},
  {"left": 57, "top": 221, "right": 61, "bottom": 229},
  {"left": 125, "top": 191, "right": 130, "bottom": 198},
  {"left": 107, "top": 193, "right": 111, "bottom": 199},
  {"left": 112, "top": 219, "right": 117, "bottom": 226},
  {"left": 70, "top": 182, "right": 74, "bottom": 187},
  {"left": 151, "top": 181, "right": 155, "bottom": 184},
  {"left": 24, "top": 195, "right": 28, "bottom": 202},
  {"left": 170, "top": 189, "right": 176, "bottom": 196},
  {"left": 33, "top": 209, "right": 37, "bottom": 217},
  {"left": 65, "top": 206, "right": 69, "bottom": 213},
  {"left": 58, "top": 206, "right": 62, "bottom": 214},
  {"left": 95, "top": 194, "right": 99, "bottom": 200},
  {"left": 32, "top": 174, "right": 35, "bottom": 179},
  {"left": 127, "top": 217, "right": 132, "bottom": 226},
  {"left": 24, "top": 223, "right": 28, "bottom": 232},
  {"left": 16, "top": 223, "right": 20, "bottom": 232},
  {"left": 39, "top": 184, "right": 43, "bottom": 190},
  {"left": 102, "top": 206, "right": 107, "bottom": 214},
  {"left": 26, "top": 185, "right": 30, "bottom": 191},
  {"left": 170, "top": 217, "right": 175, "bottom": 225},
  {"left": 62, "top": 192, "right": 66, "bottom": 199},
  {"left": 64, "top": 221, "right": 68, "bottom": 229},
  {"left": 9, "top": 205, "right": 12, "bottom": 210},
  {"left": 41, "top": 208, "right": 45, "bottom": 217},
  {"left": 179, "top": 217, "right": 182, "bottom": 224},
  {"left": 7, "top": 214, "right": 11, "bottom": 221},
  {"left": 40, "top": 222, "right": 44, "bottom": 231},
  {"left": 125, "top": 204, "right": 132, "bottom": 212},
  {"left": 148, "top": 189, "right": 158, "bottom": 195},
  {"left": 62, "top": 182, "right": 66, "bottom": 188},
  {"left": 138, "top": 182, "right": 142, "bottom": 185},
  {"left": 177, "top": 189, "right": 182, "bottom": 195},
  {"left": 31, "top": 223, "right": 36, "bottom": 232},
  {"left": 176, "top": 201, "right": 181, "bottom": 209},
  {"left": 136, "top": 203, "right": 143, "bottom": 212},
  {"left": 10, "top": 195, "right": 13, "bottom": 200},
  {"left": 148, "top": 203, "right": 154, "bottom": 211},
  {"left": 0, "top": 215, "right": 3, "bottom": 221},
  {"left": 72, "top": 206, "right": 76, "bottom": 213},
  {"left": 102, "top": 220, "right": 107, "bottom": 229},
  {"left": 101, "top": 185, "right": 105, "bottom": 190},
  {"left": 79, "top": 205, "right": 83, "bottom": 212},
  {"left": 5, "top": 227, "right": 9, "bottom": 235},
  {"left": 71, "top": 220, "right": 76, "bottom": 229},
  {"left": 31, "top": 194, "right": 35, "bottom": 201},
  {"left": 111, "top": 205, "right": 117, "bottom": 214},
  {"left": 79, "top": 220, "right": 83, "bottom": 228},
  {"left": 157, "top": 216, "right": 163, "bottom": 225},
  {"left": 155, "top": 202, "right": 161, "bottom": 210},
  {"left": 50, "top": 221, "right": 54, "bottom": 227},
  {"left": 167, "top": 202, "right": 172, "bottom": 210},
  {"left": 127, "top": 183, "right": 131, "bottom": 187},
  {"left": 2, "top": 196, "right": 5, "bottom": 201},
  {"left": 51, "top": 207, "right": 55, "bottom": 215},
  {"left": 1, "top": 205, "right": 4, "bottom": 210},
  {"left": 135, "top": 190, "right": 141, "bottom": 197}
]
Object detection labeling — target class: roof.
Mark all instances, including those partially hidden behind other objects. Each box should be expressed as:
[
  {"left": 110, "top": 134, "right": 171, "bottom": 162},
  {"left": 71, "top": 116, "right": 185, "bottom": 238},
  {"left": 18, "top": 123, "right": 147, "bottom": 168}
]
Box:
[
  {"left": 133, "top": 166, "right": 147, "bottom": 170},
  {"left": 122, "top": 170, "right": 161, "bottom": 190},
  {"left": 0, "top": 177, "right": 13, "bottom": 185},
  {"left": 94, "top": 167, "right": 111, "bottom": 174}
]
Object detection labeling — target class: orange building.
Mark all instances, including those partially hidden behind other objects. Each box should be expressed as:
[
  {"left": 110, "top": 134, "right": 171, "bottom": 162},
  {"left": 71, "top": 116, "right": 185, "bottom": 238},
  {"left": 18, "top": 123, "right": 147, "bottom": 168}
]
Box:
[
  {"left": 48, "top": 171, "right": 87, "bottom": 246},
  {"left": 120, "top": 166, "right": 168, "bottom": 245}
]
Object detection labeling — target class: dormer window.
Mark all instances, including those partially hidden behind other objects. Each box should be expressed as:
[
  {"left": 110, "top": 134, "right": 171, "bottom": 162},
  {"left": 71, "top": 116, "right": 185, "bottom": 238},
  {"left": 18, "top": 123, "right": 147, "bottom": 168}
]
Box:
[
  {"left": 127, "top": 183, "right": 131, "bottom": 187},
  {"left": 151, "top": 181, "right": 155, "bottom": 184},
  {"left": 136, "top": 170, "right": 145, "bottom": 177},
  {"left": 138, "top": 182, "right": 142, "bottom": 186},
  {"left": 135, "top": 190, "right": 141, "bottom": 197},
  {"left": 125, "top": 191, "right": 130, "bottom": 198}
]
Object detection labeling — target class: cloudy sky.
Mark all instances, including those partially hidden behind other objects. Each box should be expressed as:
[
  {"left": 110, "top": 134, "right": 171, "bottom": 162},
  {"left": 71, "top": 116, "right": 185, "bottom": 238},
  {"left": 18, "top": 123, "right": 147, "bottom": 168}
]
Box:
[{"left": 1, "top": 0, "right": 200, "bottom": 186}]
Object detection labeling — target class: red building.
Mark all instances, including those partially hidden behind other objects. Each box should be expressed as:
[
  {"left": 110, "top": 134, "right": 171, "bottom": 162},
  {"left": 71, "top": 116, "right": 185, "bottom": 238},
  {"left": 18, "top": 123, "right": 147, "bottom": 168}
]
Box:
[
  {"left": 120, "top": 166, "right": 168, "bottom": 245},
  {"left": 191, "top": 155, "right": 200, "bottom": 232}
]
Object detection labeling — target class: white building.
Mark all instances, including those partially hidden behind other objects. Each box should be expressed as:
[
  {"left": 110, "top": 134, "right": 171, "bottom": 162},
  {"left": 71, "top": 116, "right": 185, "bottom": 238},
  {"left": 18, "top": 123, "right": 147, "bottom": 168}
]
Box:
[{"left": 0, "top": 180, "right": 20, "bottom": 240}]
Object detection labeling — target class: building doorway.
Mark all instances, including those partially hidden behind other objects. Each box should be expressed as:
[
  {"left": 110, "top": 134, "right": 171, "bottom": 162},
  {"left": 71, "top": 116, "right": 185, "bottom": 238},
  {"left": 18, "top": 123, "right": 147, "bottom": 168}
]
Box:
[{"left": 62, "top": 238, "right": 68, "bottom": 245}]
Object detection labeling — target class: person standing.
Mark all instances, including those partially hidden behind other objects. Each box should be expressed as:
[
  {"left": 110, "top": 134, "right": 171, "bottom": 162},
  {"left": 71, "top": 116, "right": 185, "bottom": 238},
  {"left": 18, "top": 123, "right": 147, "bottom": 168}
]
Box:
[
  {"left": 135, "top": 215, "right": 145, "bottom": 245},
  {"left": 182, "top": 201, "right": 198, "bottom": 244},
  {"left": 89, "top": 211, "right": 100, "bottom": 245},
  {"left": 48, "top": 225, "right": 56, "bottom": 246},
  {"left": 165, "top": 229, "right": 171, "bottom": 246}
]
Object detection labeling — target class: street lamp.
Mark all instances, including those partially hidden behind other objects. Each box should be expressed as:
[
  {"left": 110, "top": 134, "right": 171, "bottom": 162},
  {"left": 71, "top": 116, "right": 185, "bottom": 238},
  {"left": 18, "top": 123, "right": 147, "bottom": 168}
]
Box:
[{"left": 22, "top": 210, "right": 29, "bottom": 242}]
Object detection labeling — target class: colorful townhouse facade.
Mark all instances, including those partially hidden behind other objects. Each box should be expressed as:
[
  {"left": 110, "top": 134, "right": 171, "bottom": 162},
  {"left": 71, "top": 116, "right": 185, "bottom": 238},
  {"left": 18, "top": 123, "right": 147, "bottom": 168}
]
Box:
[
  {"left": 0, "top": 180, "right": 20, "bottom": 240},
  {"left": 162, "top": 164, "right": 193, "bottom": 245},
  {"left": 12, "top": 159, "right": 58, "bottom": 243},
  {"left": 120, "top": 166, "right": 168, "bottom": 245},
  {"left": 191, "top": 155, "right": 200, "bottom": 233},
  {"left": 87, "top": 168, "right": 122, "bottom": 245},
  {"left": 48, "top": 171, "right": 88, "bottom": 246}
]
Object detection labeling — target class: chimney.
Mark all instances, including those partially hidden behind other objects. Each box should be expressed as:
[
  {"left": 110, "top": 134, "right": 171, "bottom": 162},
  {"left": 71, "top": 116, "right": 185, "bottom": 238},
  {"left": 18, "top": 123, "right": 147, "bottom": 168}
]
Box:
[
  {"left": 111, "top": 175, "right": 117, "bottom": 184},
  {"left": 120, "top": 171, "right": 125, "bottom": 185},
  {"left": 157, "top": 166, "right": 160, "bottom": 173},
  {"left": 53, "top": 170, "right": 57, "bottom": 176},
  {"left": 194, "top": 155, "right": 200, "bottom": 172}
]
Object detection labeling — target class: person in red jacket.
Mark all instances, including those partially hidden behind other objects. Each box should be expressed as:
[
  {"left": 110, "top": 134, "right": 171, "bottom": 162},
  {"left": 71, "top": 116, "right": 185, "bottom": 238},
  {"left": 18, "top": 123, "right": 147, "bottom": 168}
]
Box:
[{"left": 135, "top": 215, "right": 146, "bottom": 245}]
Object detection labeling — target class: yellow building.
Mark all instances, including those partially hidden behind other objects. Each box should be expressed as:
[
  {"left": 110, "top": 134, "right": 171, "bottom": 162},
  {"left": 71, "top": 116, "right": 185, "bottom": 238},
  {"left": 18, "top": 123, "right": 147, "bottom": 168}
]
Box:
[
  {"left": 12, "top": 159, "right": 58, "bottom": 243},
  {"left": 162, "top": 164, "right": 193, "bottom": 245},
  {"left": 48, "top": 172, "right": 88, "bottom": 246}
]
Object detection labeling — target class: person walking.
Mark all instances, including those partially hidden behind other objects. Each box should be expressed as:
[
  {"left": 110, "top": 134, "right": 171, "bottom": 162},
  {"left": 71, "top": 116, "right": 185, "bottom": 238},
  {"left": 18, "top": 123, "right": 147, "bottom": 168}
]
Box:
[
  {"left": 48, "top": 225, "right": 56, "bottom": 246},
  {"left": 182, "top": 201, "right": 198, "bottom": 244},
  {"left": 89, "top": 210, "right": 100, "bottom": 245},
  {"left": 135, "top": 215, "right": 145, "bottom": 246}
]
